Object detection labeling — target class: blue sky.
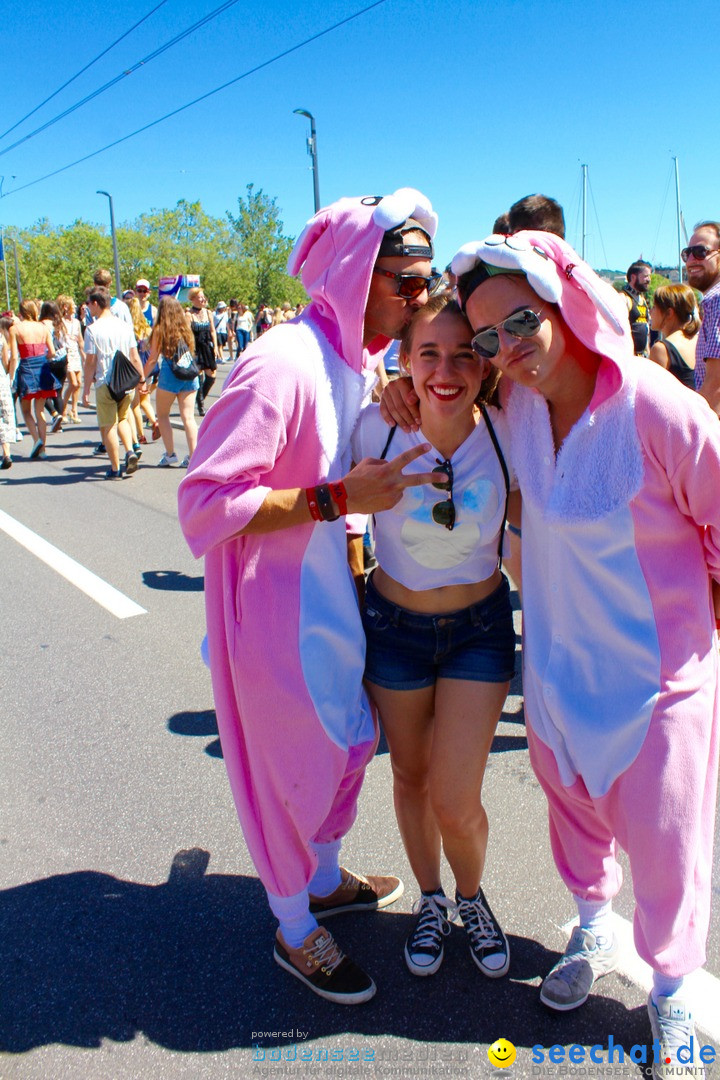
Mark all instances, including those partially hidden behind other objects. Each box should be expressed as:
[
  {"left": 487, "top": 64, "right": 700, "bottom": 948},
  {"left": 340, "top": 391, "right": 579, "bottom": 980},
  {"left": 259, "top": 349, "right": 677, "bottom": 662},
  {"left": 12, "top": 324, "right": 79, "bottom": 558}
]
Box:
[{"left": 1, "top": 0, "right": 716, "bottom": 273}]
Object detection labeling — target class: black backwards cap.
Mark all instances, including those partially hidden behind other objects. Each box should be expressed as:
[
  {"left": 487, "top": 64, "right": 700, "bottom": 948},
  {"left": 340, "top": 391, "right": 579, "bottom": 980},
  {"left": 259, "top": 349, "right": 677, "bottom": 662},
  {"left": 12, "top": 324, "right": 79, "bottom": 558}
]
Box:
[{"left": 377, "top": 217, "right": 434, "bottom": 259}]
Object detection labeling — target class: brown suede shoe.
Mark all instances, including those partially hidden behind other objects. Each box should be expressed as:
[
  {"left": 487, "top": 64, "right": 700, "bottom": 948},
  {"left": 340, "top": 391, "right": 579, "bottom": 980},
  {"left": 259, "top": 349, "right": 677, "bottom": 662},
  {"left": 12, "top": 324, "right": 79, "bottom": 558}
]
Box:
[
  {"left": 273, "top": 927, "right": 376, "bottom": 1004},
  {"left": 309, "top": 868, "right": 404, "bottom": 917}
]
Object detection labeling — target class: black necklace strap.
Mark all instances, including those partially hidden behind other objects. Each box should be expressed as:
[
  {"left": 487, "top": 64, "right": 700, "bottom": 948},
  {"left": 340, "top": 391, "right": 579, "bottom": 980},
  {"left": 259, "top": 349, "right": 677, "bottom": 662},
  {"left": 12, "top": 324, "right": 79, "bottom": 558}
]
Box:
[
  {"left": 380, "top": 424, "right": 397, "bottom": 460},
  {"left": 479, "top": 404, "right": 510, "bottom": 569}
]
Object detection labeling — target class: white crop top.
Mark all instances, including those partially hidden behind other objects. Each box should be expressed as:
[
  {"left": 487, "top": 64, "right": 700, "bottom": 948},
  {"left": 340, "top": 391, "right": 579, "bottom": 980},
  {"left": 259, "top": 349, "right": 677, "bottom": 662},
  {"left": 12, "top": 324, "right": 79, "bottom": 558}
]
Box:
[{"left": 350, "top": 405, "right": 517, "bottom": 591}]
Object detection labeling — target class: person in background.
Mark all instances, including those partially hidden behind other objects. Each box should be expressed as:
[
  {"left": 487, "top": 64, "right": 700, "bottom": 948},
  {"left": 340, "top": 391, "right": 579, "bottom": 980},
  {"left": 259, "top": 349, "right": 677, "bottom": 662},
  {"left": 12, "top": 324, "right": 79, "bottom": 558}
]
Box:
[
  {"left": 507, "top": 194, "right": 565, "bottom": 238},
  {"left": 187, "top": 286, "right": 220, "bottom": 417},
  {"left": 82, "top": 286, "right": 145, "bottom": 480},
  {"left": 0, "top": 316, "right": 17, "bottom": 468},
  {"left": 10, "top": 299, "right": 57, "bottom": 459},
  {"left": 213, "top": 301, "right": 229, "bottom": 361},
  {"left": 236, "top": 302, "right": 254, "bottom": 355},
  {"left": 145, "top": 297, "right": 198, "bottom": 468},
  {"left": 649, "top": 284, "right": 699, "bottom": 389},
  {"left": 39, "top": 301, "right": 69, "bottom": 429},
  {"left": 686, "top": 221, "right": 720, "bottom": 415},
  {"left": 620, "top": 260, "right": 652, "bottom": 356},
  {"left": 56, "top": 295, "right": 85, "bottom": 424},
  {"left": 124, "top": 294, "right": 156, "bottom": 451},
  {"left": 92, "top": 269, "right": 133, "bottom": 327}
]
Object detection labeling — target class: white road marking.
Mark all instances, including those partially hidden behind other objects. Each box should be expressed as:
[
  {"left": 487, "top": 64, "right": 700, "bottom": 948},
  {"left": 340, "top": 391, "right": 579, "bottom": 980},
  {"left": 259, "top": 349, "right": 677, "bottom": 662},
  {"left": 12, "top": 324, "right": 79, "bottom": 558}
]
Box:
[
  {"left": 0, "top": 509, "right": 147, "bottom": 619},
  {"left": 561, "top": 915, "right": 720, "bottom": 1043}
]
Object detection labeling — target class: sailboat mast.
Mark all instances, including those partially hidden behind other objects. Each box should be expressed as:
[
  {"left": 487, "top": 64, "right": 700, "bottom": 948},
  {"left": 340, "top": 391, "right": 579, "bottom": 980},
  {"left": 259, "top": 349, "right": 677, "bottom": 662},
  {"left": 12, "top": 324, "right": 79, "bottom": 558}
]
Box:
[
  {"left": 673, "top": 156, "right": 682, "bottom": 283},
  {"left": 581, "top": 164, "right": 588, "bottom": 261}
]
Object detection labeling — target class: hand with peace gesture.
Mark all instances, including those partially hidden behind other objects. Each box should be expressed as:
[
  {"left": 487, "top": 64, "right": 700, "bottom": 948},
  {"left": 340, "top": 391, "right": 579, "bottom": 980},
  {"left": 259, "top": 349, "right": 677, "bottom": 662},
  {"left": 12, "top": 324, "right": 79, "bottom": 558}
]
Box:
[{"left": 342, "top": 442, "right": 437, "bottom": 515}]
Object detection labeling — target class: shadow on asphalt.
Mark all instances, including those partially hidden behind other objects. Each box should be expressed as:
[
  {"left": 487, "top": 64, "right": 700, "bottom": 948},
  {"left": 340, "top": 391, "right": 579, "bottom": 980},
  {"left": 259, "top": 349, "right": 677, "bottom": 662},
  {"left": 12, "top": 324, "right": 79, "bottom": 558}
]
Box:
[
  {"left": 0, "top": 463, "right": 105, "bottom": 485},
  {"left": 0, "top": 848, "right": 651, "bottom": 1056},
  {"left": 142, "top": 570, "right": 204, "bottom": 592}
]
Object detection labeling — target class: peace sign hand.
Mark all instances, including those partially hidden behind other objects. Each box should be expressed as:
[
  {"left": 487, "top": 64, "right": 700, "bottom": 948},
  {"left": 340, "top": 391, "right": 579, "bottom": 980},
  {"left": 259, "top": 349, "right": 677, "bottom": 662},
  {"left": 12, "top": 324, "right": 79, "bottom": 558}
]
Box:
[{"left": 343, "top": 443, "right": 436, "bottom": 515}]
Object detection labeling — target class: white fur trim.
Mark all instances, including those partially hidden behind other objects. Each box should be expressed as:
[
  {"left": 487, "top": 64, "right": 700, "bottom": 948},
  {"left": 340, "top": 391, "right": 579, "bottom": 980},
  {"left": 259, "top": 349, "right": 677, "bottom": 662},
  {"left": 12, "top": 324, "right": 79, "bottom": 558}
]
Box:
[{"left": 506, "top": 370, "right": 644, "bottom": 523}]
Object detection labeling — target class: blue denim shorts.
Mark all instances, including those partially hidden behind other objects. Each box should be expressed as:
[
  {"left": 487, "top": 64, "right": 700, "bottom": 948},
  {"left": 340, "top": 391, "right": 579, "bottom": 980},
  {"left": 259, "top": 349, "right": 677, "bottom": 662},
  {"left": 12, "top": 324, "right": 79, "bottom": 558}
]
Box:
[{"left": 362, "top": 573, "right": 516, "bottom": 691}]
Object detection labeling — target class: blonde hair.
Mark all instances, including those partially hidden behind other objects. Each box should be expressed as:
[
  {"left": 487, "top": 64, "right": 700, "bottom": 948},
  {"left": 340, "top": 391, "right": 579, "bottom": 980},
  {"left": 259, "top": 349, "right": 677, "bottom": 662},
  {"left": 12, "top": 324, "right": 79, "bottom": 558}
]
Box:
[
  {"left": 187, "top": 287, "right": 205, "bottom": 306},
  {"left": 56, "top": 294, "right": 76, "bottom": 319},
  {"left": 125, "top": 295, "right": 151, "bottom": 341},
  {"left": 653, "top": 284, "right": 701, "bottom": 339}
]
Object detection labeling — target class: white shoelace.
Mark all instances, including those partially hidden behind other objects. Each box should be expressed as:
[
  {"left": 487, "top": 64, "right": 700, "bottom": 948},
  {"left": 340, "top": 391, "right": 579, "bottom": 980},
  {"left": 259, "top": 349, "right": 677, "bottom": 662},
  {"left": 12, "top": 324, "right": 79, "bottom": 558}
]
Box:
[
  {"left": 304, "top": 932, "right": 344, "bottom": 973},
  {"left": 409, "top": 894, "right": 455, "bottom": 952},
  {"left": 457, "top": 897, "right": 502, "bottom": 948}
]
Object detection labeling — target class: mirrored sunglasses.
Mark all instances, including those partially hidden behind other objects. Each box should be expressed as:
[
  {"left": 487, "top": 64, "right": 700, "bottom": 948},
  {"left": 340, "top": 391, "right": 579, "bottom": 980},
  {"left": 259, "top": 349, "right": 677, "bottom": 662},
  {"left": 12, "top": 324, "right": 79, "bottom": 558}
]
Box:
[
  {"left": 373, "top": 267, "right": 443, "bottom": 300},
  {"left": 431, "top": 459, "right": 455, "bottom": 531},
  {"left": 681, "top": 244, "right": 720, "bottom": 263},
  {"left": 471, "top": 307, "right": 544, "bottom": 359}
]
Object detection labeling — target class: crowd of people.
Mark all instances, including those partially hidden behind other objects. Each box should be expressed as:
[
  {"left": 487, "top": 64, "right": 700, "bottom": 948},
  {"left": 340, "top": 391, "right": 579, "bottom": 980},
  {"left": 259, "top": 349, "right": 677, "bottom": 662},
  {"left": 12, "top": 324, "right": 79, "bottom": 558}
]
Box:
[
  {"left": 0, "top": 274, "right": 305, "bottom": 475},
  {"left": 177, "top": 185, "right": 720, "bottom": 1080},
  {"left": 4, "top": 188, "right": 720, "bottom": 1078}
]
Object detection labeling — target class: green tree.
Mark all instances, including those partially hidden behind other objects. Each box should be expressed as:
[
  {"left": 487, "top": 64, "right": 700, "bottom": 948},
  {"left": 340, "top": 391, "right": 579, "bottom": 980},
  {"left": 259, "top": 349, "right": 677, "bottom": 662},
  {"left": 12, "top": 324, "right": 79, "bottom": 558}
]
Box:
[{"left": 227, "top": 184, "right": 306, "bottom": 307}]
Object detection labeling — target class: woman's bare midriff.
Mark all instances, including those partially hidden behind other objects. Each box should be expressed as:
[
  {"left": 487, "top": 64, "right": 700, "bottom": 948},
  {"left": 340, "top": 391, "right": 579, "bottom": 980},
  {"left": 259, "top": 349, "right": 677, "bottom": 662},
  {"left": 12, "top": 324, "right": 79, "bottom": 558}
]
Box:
[{"left": 371, "top": 565, "right": 503, "bottom": 614}]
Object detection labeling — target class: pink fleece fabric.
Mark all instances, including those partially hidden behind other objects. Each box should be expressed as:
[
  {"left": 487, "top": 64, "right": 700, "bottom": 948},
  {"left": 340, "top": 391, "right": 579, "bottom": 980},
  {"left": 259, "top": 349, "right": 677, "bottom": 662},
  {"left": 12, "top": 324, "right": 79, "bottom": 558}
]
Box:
[
  {"left": 453, "top": 230, "right": 720, "bottom": 973},
  {"left": 178, "top": 190, "right": 435, "bottom": 898}
]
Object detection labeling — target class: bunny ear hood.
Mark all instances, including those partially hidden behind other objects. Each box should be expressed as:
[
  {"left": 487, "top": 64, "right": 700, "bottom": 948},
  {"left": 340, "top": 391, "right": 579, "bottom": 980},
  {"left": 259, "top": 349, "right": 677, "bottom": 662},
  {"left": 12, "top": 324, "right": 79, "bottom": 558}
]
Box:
[
  {"left": 452, "top": 230, "right": 633, "bottom": 370},
  {"left": 287, "top": 187, "right": 437, "bottom": 374}
]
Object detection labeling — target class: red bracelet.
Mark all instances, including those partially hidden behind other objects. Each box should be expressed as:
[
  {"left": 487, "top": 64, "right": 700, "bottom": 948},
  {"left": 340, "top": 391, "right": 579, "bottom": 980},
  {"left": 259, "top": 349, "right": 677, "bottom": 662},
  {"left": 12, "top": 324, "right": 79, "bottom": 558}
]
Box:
[
  {"left": 716, "top": 618, "right": 720, "bottom": 631},
  {"left": 329, "top": 481, "right": 348, "bottom": 516},
  {"left": 305, "top": 487, "right": 322, "bottom": 521}
]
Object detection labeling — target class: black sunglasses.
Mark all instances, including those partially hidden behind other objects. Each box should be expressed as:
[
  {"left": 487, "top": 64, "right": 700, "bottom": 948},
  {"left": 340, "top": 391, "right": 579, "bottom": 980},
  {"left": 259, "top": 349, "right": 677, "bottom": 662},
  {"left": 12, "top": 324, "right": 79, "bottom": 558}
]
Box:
[
  {"left": 681, "top": 244, "right": 720, "bottom": 263},
  {"left": 431, "top": 459, "right": 455, "bottom": 530},
  {"left": 373, "top": 267, "right": 443, "bottom": 300},
  {"left": 471, "top": 307, "right": 545, "bottom": 359}
]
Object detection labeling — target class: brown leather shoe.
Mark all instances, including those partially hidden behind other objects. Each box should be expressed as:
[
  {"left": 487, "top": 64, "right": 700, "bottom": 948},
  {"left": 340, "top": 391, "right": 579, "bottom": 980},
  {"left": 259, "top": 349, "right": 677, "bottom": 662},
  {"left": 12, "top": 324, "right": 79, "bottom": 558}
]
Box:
[
  {"left": 309, "top": 868, "right": 404, "bottom": 917},
  {"left": 273, "top": 927, "right": 376, "bottom": 1004}
]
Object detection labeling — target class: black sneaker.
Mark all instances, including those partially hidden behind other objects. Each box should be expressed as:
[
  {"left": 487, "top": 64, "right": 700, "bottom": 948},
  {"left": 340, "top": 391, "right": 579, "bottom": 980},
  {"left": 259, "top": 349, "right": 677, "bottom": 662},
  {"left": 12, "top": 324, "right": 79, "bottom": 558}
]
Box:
[
  {"left": 92, "top": 442, "right": 106, "bottom": 456},
  {"left": 105, "top": 468, "right": 123, "bottom": 480},
  {"left": 124, "top": 450, "right": 139, "bottom": 475},
  {"left": 456, "top": 886, "right": 510, "bottom": 977},
  {"left": 404, "top": 892, "right": 455, "bottom": 976},
  {"left": 274, "top": 927, "right": 376, "bottom": 1004}
]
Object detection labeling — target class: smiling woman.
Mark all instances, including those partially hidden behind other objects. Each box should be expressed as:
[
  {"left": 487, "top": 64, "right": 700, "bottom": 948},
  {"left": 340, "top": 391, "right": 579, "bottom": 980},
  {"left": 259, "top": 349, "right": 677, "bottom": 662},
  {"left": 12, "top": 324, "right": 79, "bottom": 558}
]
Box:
[{"left": 351, "top": 293, "right": 517, "bottom": 982}]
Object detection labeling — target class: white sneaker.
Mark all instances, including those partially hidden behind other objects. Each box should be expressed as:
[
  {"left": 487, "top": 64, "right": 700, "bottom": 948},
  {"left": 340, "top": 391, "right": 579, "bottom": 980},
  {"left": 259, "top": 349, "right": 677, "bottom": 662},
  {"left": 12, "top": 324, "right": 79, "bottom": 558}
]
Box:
[
  {"left": 540, "top": 926, "right": 619, "bottom": 1010},
  {"left": 158, "top": 452, "right": 179, "bottom": 467},
  {"left": 647, "top": 994, "right": 704, "bottom": 1080}
]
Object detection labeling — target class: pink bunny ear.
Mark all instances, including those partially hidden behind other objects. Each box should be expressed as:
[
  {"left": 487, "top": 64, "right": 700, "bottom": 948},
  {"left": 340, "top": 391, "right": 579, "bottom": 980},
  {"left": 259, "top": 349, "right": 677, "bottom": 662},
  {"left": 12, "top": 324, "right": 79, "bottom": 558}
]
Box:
[{"left": 287, "top": 209, "right": 332, "bottom": 277}]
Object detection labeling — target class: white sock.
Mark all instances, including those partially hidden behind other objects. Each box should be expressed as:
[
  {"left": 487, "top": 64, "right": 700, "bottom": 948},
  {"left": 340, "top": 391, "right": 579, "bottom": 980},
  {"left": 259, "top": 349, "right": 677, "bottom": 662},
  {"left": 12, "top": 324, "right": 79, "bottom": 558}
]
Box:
[
  {"left": 267, "top": 888, "right": 318, "bottom": 949},
  {"left": 652, "top": 971, "right": 685, "bottom": 1003},
  {"left": 308, "top": 839, "right": 342, "bottom": 897},
  {"left": 575, "top": 896, "right": 614, "bottom": 948}
]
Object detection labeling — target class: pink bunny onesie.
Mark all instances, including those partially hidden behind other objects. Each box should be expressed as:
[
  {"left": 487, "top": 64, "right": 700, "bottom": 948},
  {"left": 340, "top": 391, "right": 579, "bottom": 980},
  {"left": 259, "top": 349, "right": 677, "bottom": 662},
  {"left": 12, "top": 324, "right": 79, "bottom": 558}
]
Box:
[
  {"left": 453, "top": 231, "right": 720, "bottom": 976},
  {"left": 178, "top": 190, "right": 437, "bottom": 899}
]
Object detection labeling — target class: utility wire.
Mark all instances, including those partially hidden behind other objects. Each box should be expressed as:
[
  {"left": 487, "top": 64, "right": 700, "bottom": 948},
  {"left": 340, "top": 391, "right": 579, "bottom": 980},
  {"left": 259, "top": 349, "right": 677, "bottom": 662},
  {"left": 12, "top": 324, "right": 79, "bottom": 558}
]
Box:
[
  {"left": 0, "top": 0, "right": 169, "bottom": 144},
  {"left": 587, "top": 174, "right": 610, "bottom": 269},
  {"left": 0, "top": 0, "right": 241, "bottom": 160},
  {"left": 4, "top": 0, "right": 389, "bottom": 199}
]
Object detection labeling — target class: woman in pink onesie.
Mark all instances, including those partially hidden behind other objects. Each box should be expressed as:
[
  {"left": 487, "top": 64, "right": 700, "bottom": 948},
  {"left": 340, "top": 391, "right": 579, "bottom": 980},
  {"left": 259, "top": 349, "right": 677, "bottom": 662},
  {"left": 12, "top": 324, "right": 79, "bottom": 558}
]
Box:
[
  {"left": 449, "top": 232, "right": 720, "bottom": 1078},
  {"left": 178, "top": 189, "right": 442, "bottom": 1005}
]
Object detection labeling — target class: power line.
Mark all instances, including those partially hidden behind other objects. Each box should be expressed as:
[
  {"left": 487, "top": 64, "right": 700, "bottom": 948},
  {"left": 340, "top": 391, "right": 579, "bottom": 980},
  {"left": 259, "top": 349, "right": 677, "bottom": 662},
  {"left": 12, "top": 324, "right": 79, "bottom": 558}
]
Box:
[
  {"left": 0, "top": 0, "right": 241, "bottom": 160},
  {"left": 4, "top": 0, "right": 389, "bottom": 200},
  {"left": 0, "top": 0, "right": 169, "bottom": 144}
]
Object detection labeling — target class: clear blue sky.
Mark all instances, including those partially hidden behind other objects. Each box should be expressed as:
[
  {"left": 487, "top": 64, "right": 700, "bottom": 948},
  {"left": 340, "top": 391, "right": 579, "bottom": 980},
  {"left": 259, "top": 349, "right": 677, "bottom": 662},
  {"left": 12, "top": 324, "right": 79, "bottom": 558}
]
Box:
[{"left": 1, "top": 0, "right": 716, "bottom": 274}]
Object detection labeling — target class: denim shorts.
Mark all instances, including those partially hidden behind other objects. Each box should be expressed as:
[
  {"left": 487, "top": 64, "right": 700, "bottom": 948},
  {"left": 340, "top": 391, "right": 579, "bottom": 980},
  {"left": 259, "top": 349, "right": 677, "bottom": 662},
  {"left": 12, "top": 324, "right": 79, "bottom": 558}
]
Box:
[{"left": 362, "top": 573, "right": 516, "bottom": 690}]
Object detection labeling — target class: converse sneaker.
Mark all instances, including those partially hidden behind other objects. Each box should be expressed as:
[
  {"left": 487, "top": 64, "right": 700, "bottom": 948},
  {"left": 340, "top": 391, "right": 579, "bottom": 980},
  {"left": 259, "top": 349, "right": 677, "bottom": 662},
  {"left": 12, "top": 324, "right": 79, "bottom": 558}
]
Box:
[
  {"left": 309, "top": 868, "right": 403, "bottom": 917},
  {"left": 273, "top": 927, "right": 376, "bottom": 1004},
  {"left": 456, "top": 886, "right": 510, "bottom": 977},
  {"left": 404, "top": 892, "right": 456, "bottom": 976},
  {"left": 540, "top": 926, "right": 619, "bottom": 1011},
  {"left": 647, "top": 994, "right": 704, "bottom": 1080},
  {"left": 158, "top": 452, "right": 179, "bottom": 467}
]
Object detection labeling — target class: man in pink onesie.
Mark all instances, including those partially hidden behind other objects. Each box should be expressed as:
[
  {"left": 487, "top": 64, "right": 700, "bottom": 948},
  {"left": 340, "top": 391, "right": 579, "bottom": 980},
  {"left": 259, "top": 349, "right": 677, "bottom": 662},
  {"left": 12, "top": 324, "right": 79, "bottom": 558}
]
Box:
[
  {"left": 451, "top": 231, "right": 720, "bottom": 1078},
  {"left": 178, "top": 188, "right": 440, "bottom": 1004}
]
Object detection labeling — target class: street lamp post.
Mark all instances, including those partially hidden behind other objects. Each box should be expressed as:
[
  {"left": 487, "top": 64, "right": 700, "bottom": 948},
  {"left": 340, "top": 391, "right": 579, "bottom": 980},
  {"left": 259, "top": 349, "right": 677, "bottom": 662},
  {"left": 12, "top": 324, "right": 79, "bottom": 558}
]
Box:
[
  {"left": 11, "top": 235, "right": 21, "bottom": 304},
  {"left": 97, "top": 190, "right": 121, "bottom": 298},
  {"left": 293, "top": 109, "right": 320, "bottom": 214}
]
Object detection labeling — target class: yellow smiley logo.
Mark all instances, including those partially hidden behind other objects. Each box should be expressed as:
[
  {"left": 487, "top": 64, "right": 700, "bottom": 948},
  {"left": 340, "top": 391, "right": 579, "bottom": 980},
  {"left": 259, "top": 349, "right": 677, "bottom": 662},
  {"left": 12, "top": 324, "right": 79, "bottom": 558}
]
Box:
[{"left": 488, "top": 1039, "right": 517, "bottom": 1068}]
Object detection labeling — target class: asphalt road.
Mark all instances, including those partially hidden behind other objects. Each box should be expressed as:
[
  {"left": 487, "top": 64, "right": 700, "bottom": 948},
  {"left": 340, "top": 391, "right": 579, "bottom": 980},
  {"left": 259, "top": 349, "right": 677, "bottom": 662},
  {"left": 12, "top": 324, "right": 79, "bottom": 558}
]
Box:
[{"left": 1, "top": 378, "right": 718, "bottom": 1080}]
